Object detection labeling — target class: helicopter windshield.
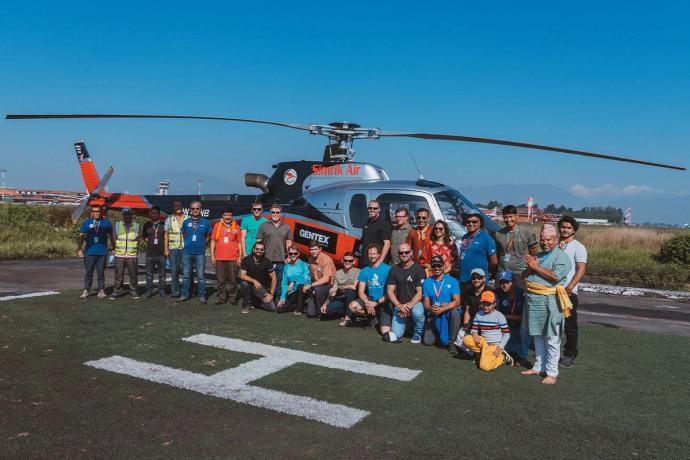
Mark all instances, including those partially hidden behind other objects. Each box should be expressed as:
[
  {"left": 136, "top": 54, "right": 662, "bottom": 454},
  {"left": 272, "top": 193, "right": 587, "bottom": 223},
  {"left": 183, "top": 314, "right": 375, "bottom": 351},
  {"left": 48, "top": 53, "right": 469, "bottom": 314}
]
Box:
[{"left": 434, "top": 189, "right": 500, "bottom": 239}]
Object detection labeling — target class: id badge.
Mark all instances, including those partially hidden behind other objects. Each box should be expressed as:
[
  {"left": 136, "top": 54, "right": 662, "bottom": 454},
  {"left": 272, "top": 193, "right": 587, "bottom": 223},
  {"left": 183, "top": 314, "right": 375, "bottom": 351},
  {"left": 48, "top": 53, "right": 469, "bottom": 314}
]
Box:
[
  {"left": 93, "top": 236, "right": 99, "bottom": 243},
  {"left": 192, "top": 235, "right": 197, "bottom": 242},
  {"left": 460, "top": 252, "right": 465, "bottom": 260},
  {"left": 153, "top": 238, "right": 158, "bottom": 245},
  {"left": 223, "top": 236, "right": 229, "bottom": 244},
  {"left": 503, "top": 254, "right": 511, "bottom": 262}
]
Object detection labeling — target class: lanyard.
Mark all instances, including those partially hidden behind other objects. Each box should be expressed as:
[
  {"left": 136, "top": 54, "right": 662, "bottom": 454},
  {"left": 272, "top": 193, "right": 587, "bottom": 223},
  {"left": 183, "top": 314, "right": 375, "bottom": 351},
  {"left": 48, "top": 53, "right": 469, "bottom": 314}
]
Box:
[
  {"left": 507, "top": 228, "right": 519, "bottom": 252},
  {"left": 431, "top": 276, "right": 445, "bottom": 303},
  {"left": 191, "top": 218, "right": 200, "bottom": 237},
  {"left": 462, "top": 230, "right": 479, "bottom": 251},
  {"left": 152, "top": 222, "right": 160, "bottom": 239},
  {"left": 93, "top": 219, "right": 100, "bottom": 234},
  {"left": 417, "top": 226, "right": 428, "bottom": 242}
]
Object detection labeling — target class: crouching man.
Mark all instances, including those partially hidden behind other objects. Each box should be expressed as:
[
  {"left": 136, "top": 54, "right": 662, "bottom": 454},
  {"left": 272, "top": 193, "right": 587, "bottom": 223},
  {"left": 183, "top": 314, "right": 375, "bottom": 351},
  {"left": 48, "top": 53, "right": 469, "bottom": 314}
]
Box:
[
  {"left": 239, "top": 241, "right": 277, "bottom": 313},
  {"left": 461, "top": 291, "right": 513, "bottom": 370},
  {"left": 422, "top": 256, "right": 462, "bottom": 352},
  {"left": 385, "top": 243, "right": 426, "bottom": 344}
]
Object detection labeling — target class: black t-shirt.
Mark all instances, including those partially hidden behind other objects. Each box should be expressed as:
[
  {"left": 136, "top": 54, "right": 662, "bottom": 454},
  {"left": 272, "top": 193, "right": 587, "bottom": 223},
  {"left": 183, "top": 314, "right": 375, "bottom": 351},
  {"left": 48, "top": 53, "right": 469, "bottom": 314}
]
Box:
[
  {"left": 387, "top": 262, "right": 425, "bottom": 305},
  {"left": 360, "top": 216, "right": 393, "bottom": 264},
  {"left": 142, "top": 221, "right": 165, "bottom": 257},
  {"left": 240, "top": 255, "right": 275, "bottom": 288},
  {"left": 462, "top": 286, "right": 493, "bottom": 324}
]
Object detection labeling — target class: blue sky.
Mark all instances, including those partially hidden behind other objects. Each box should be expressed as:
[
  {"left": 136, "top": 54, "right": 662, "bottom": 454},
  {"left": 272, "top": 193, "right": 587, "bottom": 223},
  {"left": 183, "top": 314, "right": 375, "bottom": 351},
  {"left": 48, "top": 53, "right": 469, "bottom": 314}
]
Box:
[{"left": 1, "top": 1, "right": 688, "bottom": 222}]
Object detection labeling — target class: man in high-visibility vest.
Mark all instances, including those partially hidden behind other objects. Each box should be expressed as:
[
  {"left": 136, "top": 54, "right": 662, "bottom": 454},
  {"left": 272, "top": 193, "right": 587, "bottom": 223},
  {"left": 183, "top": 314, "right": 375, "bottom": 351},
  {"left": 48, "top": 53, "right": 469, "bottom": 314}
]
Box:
[
  {"left": 110, "top": 207, "right": 140, "bottom": 299},
  {"left": 164, "top": 200, "right": 185, "bottom": 298}
]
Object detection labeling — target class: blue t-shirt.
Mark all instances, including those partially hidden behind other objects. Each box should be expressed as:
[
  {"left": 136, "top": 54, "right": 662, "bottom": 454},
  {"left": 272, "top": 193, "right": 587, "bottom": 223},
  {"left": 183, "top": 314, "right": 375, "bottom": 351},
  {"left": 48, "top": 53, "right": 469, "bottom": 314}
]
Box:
[
  {"left": 458, "top": 229, "right": 496, "bottom": 282},
  {"left": 181, "top": 217, "right": 212, "bottom": 255},
  {"left": 496, "top": 287, "right": 525, "bottom": 329},
  {"left": 80, "top": 218, "right": 112, "bottom": 256},
  {"left": 358, "top": 263, "right": 390, "bottom": 301},
  {"left": 422, "top": 274, "right": 460, "bottom": 305}
]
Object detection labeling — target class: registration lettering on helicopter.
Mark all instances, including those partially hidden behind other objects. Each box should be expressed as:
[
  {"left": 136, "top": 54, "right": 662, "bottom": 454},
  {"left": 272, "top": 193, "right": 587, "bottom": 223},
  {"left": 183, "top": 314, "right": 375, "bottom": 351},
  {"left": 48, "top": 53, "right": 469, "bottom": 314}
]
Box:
[{"left": 311, "top": 164, "right": 361, "bottom": 176}]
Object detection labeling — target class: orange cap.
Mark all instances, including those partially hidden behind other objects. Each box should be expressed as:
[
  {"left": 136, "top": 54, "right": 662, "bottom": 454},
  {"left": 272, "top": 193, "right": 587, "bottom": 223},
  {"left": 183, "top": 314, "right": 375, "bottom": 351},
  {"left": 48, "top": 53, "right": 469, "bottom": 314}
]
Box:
[{"left": 479, "top": 291, "right": 495, "bottom": 303}]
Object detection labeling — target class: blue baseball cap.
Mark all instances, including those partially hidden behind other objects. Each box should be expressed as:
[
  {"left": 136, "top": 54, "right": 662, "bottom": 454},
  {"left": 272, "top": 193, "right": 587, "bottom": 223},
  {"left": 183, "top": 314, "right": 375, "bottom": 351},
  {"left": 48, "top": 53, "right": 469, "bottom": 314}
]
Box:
[
  {"left": 498, "top": 271, "right": 513, "bottom": 282},
  {"left": 121, "top": 207, "right": 133, "bottom": 215}
]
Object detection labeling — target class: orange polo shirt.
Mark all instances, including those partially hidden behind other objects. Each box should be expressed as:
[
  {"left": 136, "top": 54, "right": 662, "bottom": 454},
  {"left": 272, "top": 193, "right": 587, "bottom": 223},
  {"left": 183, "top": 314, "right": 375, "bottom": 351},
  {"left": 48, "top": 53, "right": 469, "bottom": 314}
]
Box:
[
  {"left": 212, "top": 221, "right": 241, "bottom": 261},
  {"left": 309, "top": 252, "right": 336, "bottom": 283}
]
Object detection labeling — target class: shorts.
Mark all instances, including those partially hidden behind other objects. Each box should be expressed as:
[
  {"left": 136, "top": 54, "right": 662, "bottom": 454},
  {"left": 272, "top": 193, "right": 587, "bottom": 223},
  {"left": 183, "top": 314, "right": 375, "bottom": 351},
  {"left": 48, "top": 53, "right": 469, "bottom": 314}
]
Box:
[{"left": 353, "top": 298, "right": 392, "bottom": 327}]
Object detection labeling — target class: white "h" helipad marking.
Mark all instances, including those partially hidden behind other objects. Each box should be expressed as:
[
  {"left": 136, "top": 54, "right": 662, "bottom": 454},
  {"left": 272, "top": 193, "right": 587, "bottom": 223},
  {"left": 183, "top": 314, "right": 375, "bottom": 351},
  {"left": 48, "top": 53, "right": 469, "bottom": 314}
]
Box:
[{"left": 85, "top": 334, "right": 422, "bottom": 428}]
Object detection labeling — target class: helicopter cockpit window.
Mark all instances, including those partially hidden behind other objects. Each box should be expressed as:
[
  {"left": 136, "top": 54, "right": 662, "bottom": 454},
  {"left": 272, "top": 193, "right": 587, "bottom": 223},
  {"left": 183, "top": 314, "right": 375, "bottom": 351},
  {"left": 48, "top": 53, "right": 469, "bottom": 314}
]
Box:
[
  {"left": 375, "top": 193, "right": 432, "bottom": 226},
  {"left": 349, "top": 193, "right": 368, "bottom": 229},
  {"left": 435, "top": 189, "right": 500, "bottom": 238}
]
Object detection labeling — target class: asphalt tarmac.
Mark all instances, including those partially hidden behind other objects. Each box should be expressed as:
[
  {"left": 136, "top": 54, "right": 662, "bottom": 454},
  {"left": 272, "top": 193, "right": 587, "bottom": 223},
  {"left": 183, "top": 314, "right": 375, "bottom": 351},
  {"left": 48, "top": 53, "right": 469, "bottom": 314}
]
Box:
[{"left": 1, "top": 258, "right": 689, "bottom": 337}]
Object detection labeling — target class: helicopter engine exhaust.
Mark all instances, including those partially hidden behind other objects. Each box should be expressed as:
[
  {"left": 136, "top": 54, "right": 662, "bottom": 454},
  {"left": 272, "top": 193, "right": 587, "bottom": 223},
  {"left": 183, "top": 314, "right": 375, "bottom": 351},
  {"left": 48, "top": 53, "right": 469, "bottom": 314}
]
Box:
[{"left": 245, "top": 173, "right": 269, "bottom": 193}]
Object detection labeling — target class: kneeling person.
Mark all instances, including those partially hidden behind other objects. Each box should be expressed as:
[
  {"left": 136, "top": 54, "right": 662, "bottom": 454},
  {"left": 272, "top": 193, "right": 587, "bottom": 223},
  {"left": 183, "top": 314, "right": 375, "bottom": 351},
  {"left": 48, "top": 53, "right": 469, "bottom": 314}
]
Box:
[
  {"left": 321, "top": 252, "right": 360, "bottom": 319},
  {"left": 386, "top": 243, "right": 426, "bottom": 344},
  {"left": 422, "top": 256, "right": 462, "bottom": 351},
  {"left": 348, "top": 244, "right": 391, "bottom": 333},
  {"left": 305, "top": 241, "right": 336, "bottom": 318},
  {"left": 239, "top": 241, "right": 277, "bottom": 313},
  {"left": 461, "top": 291, "right": 512, "bottom": 370},
  {"left": 277, "top": 248, "right": 311, "bottom": 314}
]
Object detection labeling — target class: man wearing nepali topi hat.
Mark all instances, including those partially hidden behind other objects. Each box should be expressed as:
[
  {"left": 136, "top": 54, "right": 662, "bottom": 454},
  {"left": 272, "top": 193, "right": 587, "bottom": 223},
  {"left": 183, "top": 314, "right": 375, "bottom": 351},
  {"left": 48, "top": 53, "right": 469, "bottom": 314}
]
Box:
[{"left": 520, "top": 223, "right": 572, "bottom": 385}]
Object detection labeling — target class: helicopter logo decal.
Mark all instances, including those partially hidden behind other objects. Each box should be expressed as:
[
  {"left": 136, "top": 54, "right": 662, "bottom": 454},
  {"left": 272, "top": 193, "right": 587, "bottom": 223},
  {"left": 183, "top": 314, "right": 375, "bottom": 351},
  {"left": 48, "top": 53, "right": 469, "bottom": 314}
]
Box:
[{"left": 284, "top": 168, "right": 297, "bottom": 185}]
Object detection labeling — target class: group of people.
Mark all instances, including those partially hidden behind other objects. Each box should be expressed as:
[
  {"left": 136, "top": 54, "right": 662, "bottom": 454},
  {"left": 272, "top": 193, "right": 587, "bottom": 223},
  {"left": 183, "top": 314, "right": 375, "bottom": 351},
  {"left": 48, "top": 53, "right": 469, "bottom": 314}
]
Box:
[{"left": 77, "top": 200, "right": 587, "bottom": 384}]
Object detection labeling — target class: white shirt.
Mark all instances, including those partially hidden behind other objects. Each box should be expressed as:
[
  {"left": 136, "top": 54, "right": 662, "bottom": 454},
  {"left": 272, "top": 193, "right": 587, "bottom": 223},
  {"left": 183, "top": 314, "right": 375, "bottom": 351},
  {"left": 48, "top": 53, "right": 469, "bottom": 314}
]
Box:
[{"left": 562, "top": 239, "right": 587, "bottom": 294}]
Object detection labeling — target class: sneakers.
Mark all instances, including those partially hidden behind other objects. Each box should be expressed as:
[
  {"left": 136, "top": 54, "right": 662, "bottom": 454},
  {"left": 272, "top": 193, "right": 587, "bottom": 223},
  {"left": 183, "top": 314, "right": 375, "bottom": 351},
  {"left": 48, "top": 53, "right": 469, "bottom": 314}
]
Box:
[
  {"left": 199, "top": 297, "right": 207, "bottom": 305},
  {"left": 131, "top": 292, "right": 140, "bottom": 300},
  {"left": 502, "top": 350, "right": 515, "bottom": 366},
  {"left": 176, "top": 297, "right": 189, "bottom": 303},
  {"left": 410, "top": 333, "right": 422, "bottom": 344},
  {"left": 109, "top": 292, "right": 120, "bottom": 300},
  {"left": 143, "top": 292, "right": 154, "bottom": 299},
  {"left": 80, "top": 290, "right": 89, "bottom": 299},
  {"left": 241, "top": 305, "right": 250, "bottom": 314},
  {"left": 382, "top": 332, "right": 401, "bottom": 343},
  {"left": 559, "top": 356, "right": 576, "bottom": 368},
  {"left": 448, "top": 343, "right": 459, "bottom": 355},
  {"left": 97, "top": 289, "right": 107, "bottom": 299}
]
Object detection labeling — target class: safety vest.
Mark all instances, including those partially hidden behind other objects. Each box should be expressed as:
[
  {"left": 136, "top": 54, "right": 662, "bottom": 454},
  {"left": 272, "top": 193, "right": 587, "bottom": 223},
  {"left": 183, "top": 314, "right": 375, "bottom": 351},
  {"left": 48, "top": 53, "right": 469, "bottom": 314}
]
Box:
[
  {"left": 114, "top": 221, "right": 140, "bottom": 256},
  {"left": 167, "top": 215, "right": 185, "bottom": 250}
]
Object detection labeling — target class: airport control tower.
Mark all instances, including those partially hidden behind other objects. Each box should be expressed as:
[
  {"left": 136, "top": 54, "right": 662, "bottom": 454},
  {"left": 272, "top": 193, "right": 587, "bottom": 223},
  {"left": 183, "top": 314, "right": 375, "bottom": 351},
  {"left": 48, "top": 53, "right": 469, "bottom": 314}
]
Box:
[{"left": 157, "top": 180, "right": 169, "bottom": 195}]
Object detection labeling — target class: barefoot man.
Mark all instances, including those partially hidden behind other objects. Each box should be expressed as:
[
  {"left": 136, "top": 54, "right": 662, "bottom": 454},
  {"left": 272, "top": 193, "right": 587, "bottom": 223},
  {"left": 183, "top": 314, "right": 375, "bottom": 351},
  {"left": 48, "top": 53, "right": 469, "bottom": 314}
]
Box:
[{"left": 520, "top": 224, "right": 572, "bottom": 385}]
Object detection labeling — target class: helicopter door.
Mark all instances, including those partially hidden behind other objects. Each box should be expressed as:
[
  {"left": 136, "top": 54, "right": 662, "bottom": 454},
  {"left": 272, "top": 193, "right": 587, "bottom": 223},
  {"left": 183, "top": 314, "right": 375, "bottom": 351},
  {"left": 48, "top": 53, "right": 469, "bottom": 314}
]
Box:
[
  {"left": 347, "top": 192, "right": 369, "bottom": 235},
  {"left": 375, "top": 192, "right": 434, "bottom": 227}
]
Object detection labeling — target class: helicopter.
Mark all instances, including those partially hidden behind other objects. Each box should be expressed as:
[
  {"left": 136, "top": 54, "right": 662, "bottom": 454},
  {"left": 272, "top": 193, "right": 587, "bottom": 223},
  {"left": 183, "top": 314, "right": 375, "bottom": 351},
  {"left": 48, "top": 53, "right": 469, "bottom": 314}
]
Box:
[{"left": 5, "top": 113, "right": 686, "bottom": 262}]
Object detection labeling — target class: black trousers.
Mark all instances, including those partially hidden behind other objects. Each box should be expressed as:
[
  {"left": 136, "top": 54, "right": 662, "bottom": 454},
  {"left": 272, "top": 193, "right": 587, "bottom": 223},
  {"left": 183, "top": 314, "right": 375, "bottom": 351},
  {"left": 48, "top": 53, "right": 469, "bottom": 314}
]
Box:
[
  {"left": 563, "top": 293, "right": 579, "bottom": 357},
  {"left": 145, "top": 255, "right": 166, "bottom": 295},
  {"left": 277, "top": 284, "right": 308, "bottom": 313},
  {"left": 306, "top": 284, "right": 331, "bottom": 318}
]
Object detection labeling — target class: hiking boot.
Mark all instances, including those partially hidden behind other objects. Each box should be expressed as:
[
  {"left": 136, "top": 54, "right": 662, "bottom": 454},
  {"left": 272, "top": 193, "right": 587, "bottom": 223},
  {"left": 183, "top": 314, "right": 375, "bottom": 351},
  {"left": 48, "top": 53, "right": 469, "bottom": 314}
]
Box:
[
  {"left": 559, "top": 356, "right": 576, "bottom": 368},
  {"left": 80, "top": 290, "right": 89, "bottom": 299},
  {"left": 410, "top": 333, "right": 422, "bottom": 344},
  {"left": 97, "top": 289, "right": 107, "bottom": 299}
]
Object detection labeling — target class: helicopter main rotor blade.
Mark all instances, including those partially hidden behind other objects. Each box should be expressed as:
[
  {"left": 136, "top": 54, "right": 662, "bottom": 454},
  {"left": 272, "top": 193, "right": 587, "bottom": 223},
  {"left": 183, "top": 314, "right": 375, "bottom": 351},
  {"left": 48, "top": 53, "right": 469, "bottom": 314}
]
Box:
[
  {"left": 5, "top": 114, "right": 313, "bottom": 132},
  {"left": 72, "top": 197, "right": 90, "bottom": 222},
  {"left": 379, "top": 131, "right": 686, "bottom": 171}
]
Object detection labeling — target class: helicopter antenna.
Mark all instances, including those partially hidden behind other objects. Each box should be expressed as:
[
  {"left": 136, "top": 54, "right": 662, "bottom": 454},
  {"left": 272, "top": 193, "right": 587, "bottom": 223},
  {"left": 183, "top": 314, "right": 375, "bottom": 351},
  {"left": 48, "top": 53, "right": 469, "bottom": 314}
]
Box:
[{"left": 409, "top": 152, "right": 424, "bottom": 179}]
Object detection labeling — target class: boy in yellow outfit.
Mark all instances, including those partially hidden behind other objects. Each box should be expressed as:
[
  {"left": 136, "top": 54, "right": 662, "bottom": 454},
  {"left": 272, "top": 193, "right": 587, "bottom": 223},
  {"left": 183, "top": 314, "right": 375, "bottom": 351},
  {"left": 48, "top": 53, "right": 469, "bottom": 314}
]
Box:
[{"left": 461, "top": 291, "right": 514, "bottom": 370}]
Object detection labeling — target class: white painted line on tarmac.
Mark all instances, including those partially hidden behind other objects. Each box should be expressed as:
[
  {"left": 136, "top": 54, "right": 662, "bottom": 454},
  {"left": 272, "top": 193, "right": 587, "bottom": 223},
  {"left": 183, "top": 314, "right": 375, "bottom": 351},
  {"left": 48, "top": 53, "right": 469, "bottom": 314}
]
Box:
[
  {"left": 0, "top": 291, "right": 60, "bottom": 302},
  {"left": 580, "top": 310, "right": 690, "bottom": 326},
  {"left": 85, "top": 334, "right": 423, "bottom": 428}
]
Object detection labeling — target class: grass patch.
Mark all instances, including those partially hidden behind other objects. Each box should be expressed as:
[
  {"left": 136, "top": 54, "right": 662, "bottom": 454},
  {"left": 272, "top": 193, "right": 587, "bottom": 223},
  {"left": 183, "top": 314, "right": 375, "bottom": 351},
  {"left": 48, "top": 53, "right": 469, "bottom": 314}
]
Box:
[{"left": 1, "top": 291, "right": 689, "bottom": 458}]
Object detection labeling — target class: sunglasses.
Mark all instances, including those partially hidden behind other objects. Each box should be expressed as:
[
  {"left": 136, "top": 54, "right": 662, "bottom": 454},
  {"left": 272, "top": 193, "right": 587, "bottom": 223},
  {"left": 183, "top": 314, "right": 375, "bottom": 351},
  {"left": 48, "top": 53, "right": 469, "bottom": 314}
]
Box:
[
  {"left": 343, "top": 259, "right": 355, "bottom": 263},
  {"left": 434, "top": 227, "right": 445, "bottom": 231},
  {"left": 252, "top": 207, "right": 262, "bottom": 211},
  {"left": 271, "top": 211, "right": 281, "bottom": 214},
  {"left": 191, "top": 207, "right": 201, "bottom": 210},
  {"left": 367, "top": 207, "right": 379, "bottom": 210},
  {"left": 288, "top": 252, "right": 299, "bottom": 256},
  {"left": 416, "top": 216, "right": 428, "bottom": 221},
  {"left": 395, "top": 215, "right": 407, "bottom": 218},
  {"left": 254, "top": 249, "right": 265, "bottom": 252},
  {"left": 398, "top": 250, "right": 412, "bottom": 255},
  {"left": 471, "top": 275, "right": 485, "bottom": 280},
  {"left": 465, "top": 220, "right": 480, "bottom": 224}
]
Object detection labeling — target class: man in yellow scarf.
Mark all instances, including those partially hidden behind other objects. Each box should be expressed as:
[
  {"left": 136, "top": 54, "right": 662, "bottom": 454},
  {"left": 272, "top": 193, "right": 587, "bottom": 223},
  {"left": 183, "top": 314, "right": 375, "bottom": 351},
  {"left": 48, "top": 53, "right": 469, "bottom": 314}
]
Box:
[{"left": 520, "top": 224, "right": 572, "bottom": 385}]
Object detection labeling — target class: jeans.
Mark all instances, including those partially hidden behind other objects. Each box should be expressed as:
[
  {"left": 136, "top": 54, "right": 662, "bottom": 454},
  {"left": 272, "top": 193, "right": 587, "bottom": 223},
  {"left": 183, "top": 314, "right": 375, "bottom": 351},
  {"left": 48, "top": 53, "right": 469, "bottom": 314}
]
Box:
[
  {"left": 272, "top": 262, "right": 285, "bottom": 300},
  {"left": 168, "top": 249, "right": 183, "bottom": 297},
  {"left": 181, "top": 253, "right": 206, "bottom": 299},
  {"left": 391, "top": 302, "right": 425, "bottom": 339},
  {"left": 113, "top": 257, "right": 138, "bottom": 294},
  {"left": 563, "top": 293, "right": 579, "bottom": 358},
  {"left": 145, "top": 255, "right": 166, "bottom": 295},
  {"left": 423, "top": 308, "right": 462, "bottom": 347},
  {"left": 84, "top": 255, "right": 107, "bottom": 291},
  {"left": 533, "top": 335, "right": 561, "bottom": 377},
  {"left": 239, "top": 281, "right": 276, "bottom": 312},
  {"left": 323, "top": 288, "right": 357, "bottom": 318}
]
